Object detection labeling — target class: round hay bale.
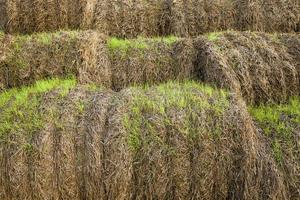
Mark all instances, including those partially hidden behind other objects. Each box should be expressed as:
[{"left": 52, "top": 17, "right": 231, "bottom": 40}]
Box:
[
  {"left": 194, "top": 31, "right": 300, "bottom": 104},
  {"left": 0, "top": 30, "right": 111, "bottom": 91}
]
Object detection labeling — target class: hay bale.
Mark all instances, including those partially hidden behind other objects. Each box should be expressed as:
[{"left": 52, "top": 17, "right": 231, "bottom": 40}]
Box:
[
  {"left": 108, "top": 37, "right": 196, "bottom": 91},
  {"left": 170, "top": 0, "right": 236, "bottom": 37},
  {"left": 0, "top": 79, "right": 290, "bottom": 199},
  {"left": 5, "top": 0, "right": 97, "bottom": 34},
  {"left": 250, "top": 97, "right": 300, "bottom": 199},
  {"left": 194, "top": 31, "right": 300, "bottom": 104},
  {"left": 236, "top": 0, "right": 300, "bottom": 33},
  {"left": 0, "top": 30, "right": 111, "bottom": 90},
  {"left": 0, "top": 0, "right": 7, "bottom": 31},
  {"left": 93, "top": 0, "right": 166, "bottom": 38}
]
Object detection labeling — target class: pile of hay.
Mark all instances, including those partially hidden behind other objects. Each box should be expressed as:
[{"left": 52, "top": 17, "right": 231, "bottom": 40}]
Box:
[
  {"left": 170, "top": 0, "right": 300, "bottom": 36},
  {"left": 170, "top": 0, "right": 236, "bottom": 37},
  {"left": 236, "top": 0, "right": 300, "bottom": 33},
  {"left": 4, "top": 0, "right": 96, "bottom": 33},
  {"left": 107, "top": 37, "right": 196, "bottom": 91},
  {"left": 93, "top": 0, "right": 167, "bottom": 38},
  {"left": 0, "top": 78, "right": 290, "bottom": 199},
  {"left": 3, "top": 0, "right": 299, "bottom": 36},
  {"left": 0, "top": 30, "right": 111, "bottom": 90},
  {"left": 194, "top": 31, "right": 300, "bottom": 104},
  {"left": 250, "top": 97, "right": 300, "bottom": 199},
  {"left": 0, "top": 0, "right": 6, "bottom": 30}
]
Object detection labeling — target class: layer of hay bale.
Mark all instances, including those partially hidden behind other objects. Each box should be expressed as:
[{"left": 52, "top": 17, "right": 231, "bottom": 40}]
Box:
[
  {"left": 4, "top": 0, "right": 97, "bottom": 34},
  {"left": 0, "top": 30, "right": 111, "bottom": 91},
  {"left": 0, "top": 0, "right": 6, "bottom": 30},
  {"left": 194, "top": 31, "right": 300, "bottom": 104},
  {"left": 107, "top": 37, "right": 196, "bottom": 91},
  {"left": 235, "top": 0, "right": 300, "bottom": 33},
  {"left": 93, "top": 0, "right": 167, "bottom": 38},
  {"left": 250, "top": 97, "right": 300, "bottom": 200},
  {"left": 170, "top": 0, "right": 236, "bottom": 37},
  {"left": 170, "top": 0, "right": 300, "bottom": 36},
  {"left": 0, "top": 78, "right": 291, "bottom": 199}
]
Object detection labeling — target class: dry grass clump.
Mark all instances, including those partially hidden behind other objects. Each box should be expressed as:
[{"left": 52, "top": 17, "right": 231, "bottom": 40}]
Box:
[
  {"left": 250, "top": 97, "right": 300, "bottom": 199},
  {"left": 5, "top": 0, "right": 97, "bottom": 34},
  {"left": 194, "top": 31, "right": 300, "bottom": 105},
  {"left": 0, "top": 30, "right": 111, "bottom": 91},
  {"left": 107, "top": 37, "right": 196, "bottom": 91},
  {"left": 0, "top": 79, "right": 289, "bottom": 199},
  {"left": 94, "top": 0, "right": 167, "bottom": 38}
]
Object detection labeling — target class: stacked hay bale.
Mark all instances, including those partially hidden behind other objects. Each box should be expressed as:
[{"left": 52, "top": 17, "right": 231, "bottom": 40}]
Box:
[
  {"left": 194, "top": 31, "right": 300, "bottom": 104},
  {"left": 4, "top": 0, "right": 97, "bottom": 33},
  {"left": 236, "top": 0, "right": 300, "bottom": 33},
  {"left": 0, "top": 0, "right": 6, "bottom": 30},
  {"left": 0, "top": 30, "right": 111, "bottom": 90},
  {"left": 93, "top": 0, "right": 166, "bottom": 38},
  {"left": 107, "top": 37, "right": 196, "bottom": 91},
  {"left": 170, "top": 0, "right": 236, "bottom": 36},
  {"left": 0, "top": 79, "right": 287, "bottom": 199},
  {"left": 250, "top": 97, "right": 300, "bottom": 199},
  {"left": 170, "top": 0, "right": 300, "bottom": 36}
]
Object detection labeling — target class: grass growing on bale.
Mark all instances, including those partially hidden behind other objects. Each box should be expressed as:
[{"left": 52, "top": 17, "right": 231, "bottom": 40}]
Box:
[
  {"left": 249, "top": 97, "right": 300, "bottom": 162},
  {"left": 0, "top": 78, "right": 76, "bottom": 141},
  {"left": 123, "top": 81, "right": 229, "bottom": 151},
  {"left": 107, "top": 36, "right": 179, "bottom": 51}
]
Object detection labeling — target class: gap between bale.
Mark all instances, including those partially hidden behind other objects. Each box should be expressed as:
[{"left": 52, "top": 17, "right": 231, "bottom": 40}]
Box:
[{"left": 0, "top": 78, "right": 294, "bottom": 199}]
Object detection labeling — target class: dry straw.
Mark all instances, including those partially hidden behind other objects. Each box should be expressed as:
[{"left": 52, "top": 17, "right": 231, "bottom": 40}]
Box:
[
  {"left": 0, "top": 79, "right": 292, "bottom": 199},
  {"left": 93, "top": 0, "right": 167, "bottom": 38},
  {"left": 5, "top": 0, "right": 97, "bottom": 33},
  {"left": 0, "top": 30, "right": 111, "bottom": 90},
  {"left": 107, "top": 37, "right": 196, "bottom": 91},
  {"left": 194, "top": 31, "right": 300, "bottom": 104},
  {"left": 2, "top": 0, "right": 299, "bottom": 36}
]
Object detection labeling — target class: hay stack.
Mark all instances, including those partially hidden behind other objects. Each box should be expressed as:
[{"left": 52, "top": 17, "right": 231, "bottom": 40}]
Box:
[
  {"left": 0, "top": 0, "right": 6, "bottom": 30},
  {"left": 5, "top": 0, "right": 97, "bottom": 33},
  {"left": 170, "top": 0, "right": 236, "bottom": 37},
  {"left": 108, "top": 37, "right": 196, "bottom": 91},
  {"left": 194, "top": 31, "right": 300, "bottom": 104},
  {"left": 0, "top": 30, "right": 111, "bottom": 90},
  {"left": 0, "top": 79, "right": 291, "bottom": 199},
  {"left": 250, "top": 97, "right": 300, "bottom": 199},
  {"left": 93, "top": 0, "right": 166, "bottom": 38},
  {"left": 236, "top": 0, "right": 300, "bottom": 33}
]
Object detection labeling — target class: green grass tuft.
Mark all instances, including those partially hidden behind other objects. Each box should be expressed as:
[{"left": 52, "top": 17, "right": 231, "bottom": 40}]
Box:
[
  {"left": 249, "top": 97, "right": 300, "bottom": 162},
  {"left": 0, "top": 78, "right": 76, "bottom": 141},
  {"left": 123, "top": 81, "right": 229, "bottom": 151}
]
